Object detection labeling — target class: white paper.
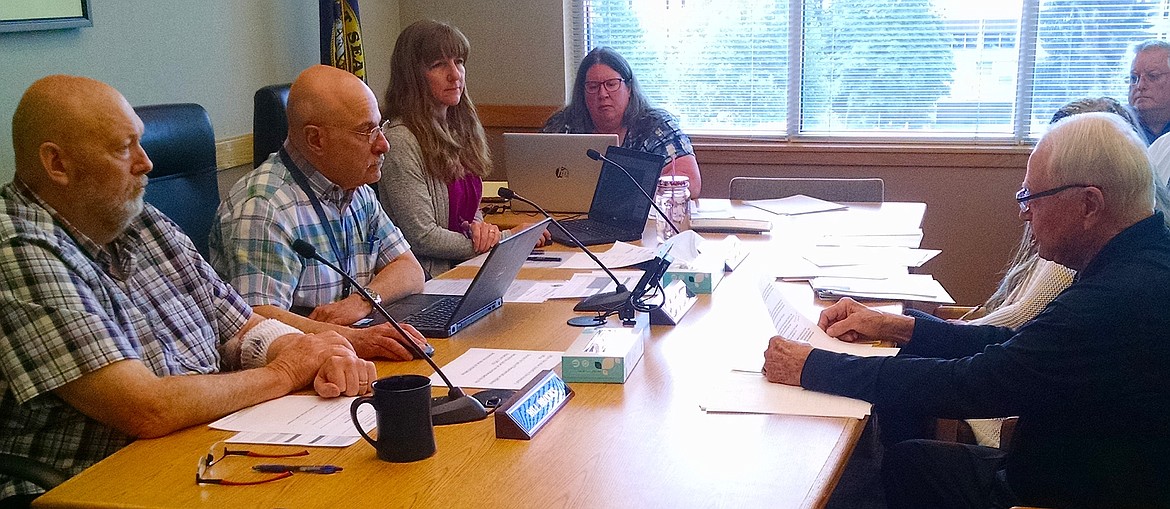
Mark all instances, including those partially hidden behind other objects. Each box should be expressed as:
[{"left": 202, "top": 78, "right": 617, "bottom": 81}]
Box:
[
  {"left": 815, "top": 230, "right": 924, "bottom": 248},
  {"left": 700, "top": 371, "right": 871, "bottom": 419},
  {"left": 747, "top": 195, "right": 847, "bottom": 216},
  {"left": 548, "top": 270, "right": 640, "bottom": 299},
  {"left": 770, "top": 255, "right": 909, "bottom": 281},
  {"left": 226, "top": 432, "right": 360, "bottom": 447},
  {"left": 210, "top": 395, "right": 373, "bottom": 439},
  {"left": 811, "top": 275, "right": 956, "bottom": 304},
  {"left": 453, "top": 250, "right": 570, "bottom": 268},
  {"left": 429, "top": 348, "right": 561, "bottom": 390},
  {"left": 558, "top": 241, "right": 656, "bottom": 269},
  {"left": 801, "top": 246, "right": 940, "bottom": 268},
  {"left": 759, "top": 282, "right": 901, "bottom": 358},
  {"left": 422, "top": 277, "right": 551, "bottom": 303}
]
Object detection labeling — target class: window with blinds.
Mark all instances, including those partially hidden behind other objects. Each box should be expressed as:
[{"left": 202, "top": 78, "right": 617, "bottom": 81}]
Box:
[{"left": 570, "top": 0, "right": 1169, "bottom": 141}]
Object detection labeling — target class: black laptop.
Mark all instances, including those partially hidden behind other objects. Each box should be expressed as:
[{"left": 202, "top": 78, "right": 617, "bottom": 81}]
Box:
[
  {"left": 373, "top": 218, "right": 550, "bottom": 338},
  {"left": 550, "top": 145, "right": 666, "bottom": 246}
]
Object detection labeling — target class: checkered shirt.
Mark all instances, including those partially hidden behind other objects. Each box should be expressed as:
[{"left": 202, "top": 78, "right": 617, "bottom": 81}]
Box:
[
  {"left": 210, "top": 148, "right": 410, "bottom": 310},
  {"left": 0, "top": 182, "right": 251, "bottom": 497}
]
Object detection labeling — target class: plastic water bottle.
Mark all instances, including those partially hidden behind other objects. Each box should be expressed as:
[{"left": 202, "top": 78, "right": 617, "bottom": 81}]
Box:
[{"left": 654, "top": 175, "right": 691, "bottom": 243}]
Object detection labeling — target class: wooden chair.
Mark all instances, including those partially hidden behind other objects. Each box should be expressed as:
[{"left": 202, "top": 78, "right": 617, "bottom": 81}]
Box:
[{"left": 728, "top": 176, "right": 885, "bottom": 202}]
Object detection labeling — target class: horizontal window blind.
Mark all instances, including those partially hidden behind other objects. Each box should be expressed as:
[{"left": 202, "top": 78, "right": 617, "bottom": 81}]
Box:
[{"left": 570, "top": 0, "right": 1170, "bottom": 141}]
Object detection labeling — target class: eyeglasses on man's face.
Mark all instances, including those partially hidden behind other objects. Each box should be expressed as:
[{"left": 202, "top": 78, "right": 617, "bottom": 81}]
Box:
[
  {"left": 1127, "top": 71, "right": 1169, "bottom": 86},
  {"left": 196, "top": 441, "right": 309, "bottom": 486},
  {"left": 584, "top": 78, "right": 626, "bottom": 94},
  {"left": 321, "top": 119, "right": 390, "bottom": 145},
  {"left": 1015, "top": 184, "right": 1095, "bottom": 213}
]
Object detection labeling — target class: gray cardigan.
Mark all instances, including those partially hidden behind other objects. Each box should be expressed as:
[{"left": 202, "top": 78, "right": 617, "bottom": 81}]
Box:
[
  {"left": 379, "top": 121, "right": 512, "bottom": 277},
  {"left": 379, "top": 122, "right": 484, "bottom": 277}
]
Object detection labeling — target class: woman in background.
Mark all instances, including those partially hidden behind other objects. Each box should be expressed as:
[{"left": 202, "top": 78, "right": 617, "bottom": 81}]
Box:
[
  {"left": 543, "top": 47, "right": 702, "bottom": 196},
  {"left": 379, "top": 20, "right": 546, "bottom": 276}
]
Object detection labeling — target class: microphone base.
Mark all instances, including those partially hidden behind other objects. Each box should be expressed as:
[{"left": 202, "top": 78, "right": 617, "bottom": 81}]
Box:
[
  {"left": 567, "top": 315, "right": 608, "bottom": 327},
  {"left": 430, "top": 394, "right": 488, "bottom": 426},
  {"left": 574, "top": 290, "right": 630, "bottom": 312}
]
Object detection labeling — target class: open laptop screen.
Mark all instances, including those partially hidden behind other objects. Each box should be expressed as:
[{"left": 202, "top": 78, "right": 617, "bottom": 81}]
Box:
[{"left": 588, "top": 146, "right": 667, "bottom": 227}]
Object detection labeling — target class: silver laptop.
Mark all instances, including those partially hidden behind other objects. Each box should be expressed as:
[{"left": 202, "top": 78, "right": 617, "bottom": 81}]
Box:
[{"left": 503, "top": 133, "right": 619, "bottom": 213}]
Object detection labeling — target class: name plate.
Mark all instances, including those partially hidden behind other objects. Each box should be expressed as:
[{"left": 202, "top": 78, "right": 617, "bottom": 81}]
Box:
[
  {"left": 649, "top": 279, "right": 698, "bottom": 325},
  {"left": 722, "top": 235, "right": 750, "bottom": 271},
  {"left": 495, "top": 369, "right": 574, "bottom": 440}
]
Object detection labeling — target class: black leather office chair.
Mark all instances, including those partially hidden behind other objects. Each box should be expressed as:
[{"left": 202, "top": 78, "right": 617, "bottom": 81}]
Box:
[
  {"left": 0, "top": 453, "right": 68, "bottom": 504},
  {"left": 136, "top": 103, "right": 220, "bottom": 260},
  {"left": 253, "top": 83, "right": 291, "bottom": 168}
]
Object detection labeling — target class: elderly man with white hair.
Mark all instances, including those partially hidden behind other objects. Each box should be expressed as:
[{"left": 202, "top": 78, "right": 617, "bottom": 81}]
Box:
[{"left": 763, "top": 112, "right": 1170, "bottom": 509}]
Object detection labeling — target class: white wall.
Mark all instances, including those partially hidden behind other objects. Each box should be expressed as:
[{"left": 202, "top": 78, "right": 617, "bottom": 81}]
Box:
[
  {"left": 0, "top": 0, "right": 400, "bottom": 182},
  {"left": 397, "top": 1, "right": 569, "bottom": 106}
]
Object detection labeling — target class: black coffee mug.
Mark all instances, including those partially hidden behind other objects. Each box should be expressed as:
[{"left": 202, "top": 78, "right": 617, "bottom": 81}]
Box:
[{"left": 350, "top": 374, "right": 436, "bottom": 462}]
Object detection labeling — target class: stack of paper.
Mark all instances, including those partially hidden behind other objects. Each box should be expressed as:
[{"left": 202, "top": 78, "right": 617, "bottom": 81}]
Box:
[
  {"left": 810, "top": 274, "right": 955, "bottom": 304},
  {"left": 747, "top": 195, "right": 847, "bottom": 216}
]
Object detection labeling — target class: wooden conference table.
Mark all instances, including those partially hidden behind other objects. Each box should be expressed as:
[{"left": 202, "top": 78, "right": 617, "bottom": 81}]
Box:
[{"left": 35, "top": 200, "right": 926, "bottom": 509}]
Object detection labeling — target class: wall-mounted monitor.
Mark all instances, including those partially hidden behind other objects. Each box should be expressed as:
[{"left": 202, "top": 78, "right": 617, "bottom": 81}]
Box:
[{"left": 0, "top": 0, "right": 92, "bottom": 33}]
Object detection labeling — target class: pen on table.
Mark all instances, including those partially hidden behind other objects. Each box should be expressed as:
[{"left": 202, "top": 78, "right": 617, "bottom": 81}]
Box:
[
  {"left": 527, "top": 255, "right": 562, "bottom": 262},
  {"left": 252, "top": 464, "right": 343, "bottom": 474}
]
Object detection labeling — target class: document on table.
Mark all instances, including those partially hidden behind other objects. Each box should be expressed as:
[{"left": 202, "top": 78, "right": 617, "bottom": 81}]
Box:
[
  {"left": 548, "top": 270, "right": 641, "bottom": 299},
  {"left": 747, "top": 195, "right": 847, "bottom": 216},
  {"left": 757, "top": 282, "right": 900, "bottom": 361},
  {"left": 801, "top": 246, "right": 940, "bottom": 268},
  {"left": 209, "top": 395, "right": 374, "bottom": 447},
  {"left": 769, "top": 254, "right": 909, "bottom": 281},
  {"left": 423, "top": 277, "right": 557, "bottom": 303},
  {"left": 559, "top": 241, "right": 656, "bottom": 269},
  {"left": 700, "top": 371, "right": 871, "bottom": 419},
  {"left": 811, "top": 274, "right": 955, "bottom": 304},
  {"left": 815, "top": 229, "right": 924, "bottom": 248},
  {"left": 429, "top": 348, "right": 561, "bottom": 390}
]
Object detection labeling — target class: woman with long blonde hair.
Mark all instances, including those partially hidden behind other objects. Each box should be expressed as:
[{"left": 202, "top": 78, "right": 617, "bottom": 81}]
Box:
[{"left": 379, "top": 20, "right": 546, "bottom": 276}]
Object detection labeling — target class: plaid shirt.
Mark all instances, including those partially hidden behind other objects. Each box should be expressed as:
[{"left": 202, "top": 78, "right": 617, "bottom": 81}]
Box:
[
  {"left": 210, "top": 147, "right": 410, "bottom": 310},
  {"left": 0, "top": 182, "right": 251, "bottom": 497}
]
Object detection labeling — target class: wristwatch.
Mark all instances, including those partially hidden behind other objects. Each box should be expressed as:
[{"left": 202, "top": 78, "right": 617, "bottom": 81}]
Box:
[{"left": 361, "top": 287, "right": 382, "bottom": 305}]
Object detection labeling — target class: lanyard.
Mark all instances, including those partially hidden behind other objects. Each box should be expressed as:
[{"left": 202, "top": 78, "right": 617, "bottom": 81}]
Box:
[{"left": 279, "top": 149, "right": 354, "bottom": 297}]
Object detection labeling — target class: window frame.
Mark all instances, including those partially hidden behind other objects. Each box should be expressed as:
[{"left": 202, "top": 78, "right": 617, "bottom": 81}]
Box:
[{"left": 569, "top": 0, "right": 1154, "bottom": 146}]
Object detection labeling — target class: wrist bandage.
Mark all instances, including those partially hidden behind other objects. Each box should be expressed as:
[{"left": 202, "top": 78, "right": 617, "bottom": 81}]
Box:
[{"left": 240, "top": 319, "right": 302, "bottom": 369}]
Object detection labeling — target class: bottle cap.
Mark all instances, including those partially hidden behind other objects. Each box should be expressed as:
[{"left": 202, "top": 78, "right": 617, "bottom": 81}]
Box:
[{"left": 657, "top": 175, "right": 690, "bottom": 187}]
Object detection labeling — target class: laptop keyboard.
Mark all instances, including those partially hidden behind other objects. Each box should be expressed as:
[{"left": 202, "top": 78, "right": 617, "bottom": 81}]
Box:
[
  {"left": 554, "top": 219, "right": 639, "bottom": 246},
  {"left": 404, "top": 297, "right": 460, "bottom": 329}
]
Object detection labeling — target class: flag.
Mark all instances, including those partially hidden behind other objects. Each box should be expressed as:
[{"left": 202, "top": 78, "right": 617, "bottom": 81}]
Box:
[{"left": 319, "top": 0, "right": 366, "bottom": 82}]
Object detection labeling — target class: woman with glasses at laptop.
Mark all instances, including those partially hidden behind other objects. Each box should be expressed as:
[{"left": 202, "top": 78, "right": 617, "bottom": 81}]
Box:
[
  {"left": 379, "top": 20, "right": 549, "bottom": 277},
  {"left": 543, "top": 46, "right": 702, "bottom": 197}
]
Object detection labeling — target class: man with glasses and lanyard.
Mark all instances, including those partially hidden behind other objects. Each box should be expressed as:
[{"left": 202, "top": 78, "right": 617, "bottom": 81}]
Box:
[
  {"left": 0, "top": 75, "right": 376, "bottom": 507},
  {"left": 1127, "top": 40, "right": 1170, "bottom": 145},
  {"left": 762, "top": 112, "right": 1170, "bottom": 509},
  {"left": 212, "top": 65, "right": 429, "bottom": 361}
]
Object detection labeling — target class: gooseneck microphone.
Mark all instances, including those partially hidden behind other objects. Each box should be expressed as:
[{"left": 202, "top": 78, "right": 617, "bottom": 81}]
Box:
[
  {"left": 497, "top": 188, "right": 630, "bottom": 324},
  {"left": 291, "top": 239, "right": 487, "bottom": 426},
  {"left": 586, "top": 149, "right": 681, "bottom": 235}
]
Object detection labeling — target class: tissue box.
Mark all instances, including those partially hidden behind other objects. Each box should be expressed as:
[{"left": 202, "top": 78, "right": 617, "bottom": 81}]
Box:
[
  {"left": 561, "top": 314, "right": 647, "bottom": 383},
  {"left": 662, "top": 253, "right": 726, "bottom": 294}
]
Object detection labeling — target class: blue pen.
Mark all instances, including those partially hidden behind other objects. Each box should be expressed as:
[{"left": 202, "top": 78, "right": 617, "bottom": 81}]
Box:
[{"left": 253, "top": 464, "right": 343, "bottom": 474}]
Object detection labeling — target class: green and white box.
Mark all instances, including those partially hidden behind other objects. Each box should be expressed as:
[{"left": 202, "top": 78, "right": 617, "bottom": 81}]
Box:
[{"left": 561, "top": 314, "right": 647, "bottom": 383}]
